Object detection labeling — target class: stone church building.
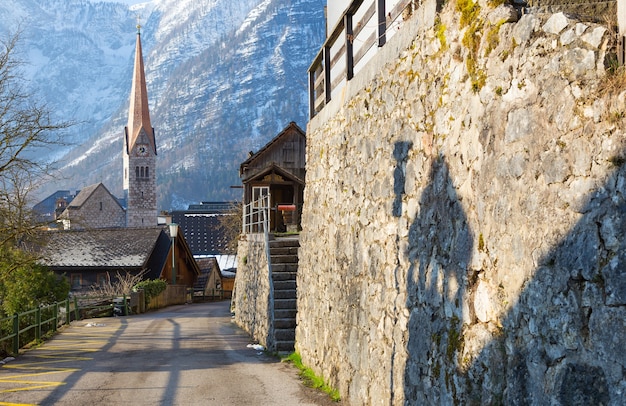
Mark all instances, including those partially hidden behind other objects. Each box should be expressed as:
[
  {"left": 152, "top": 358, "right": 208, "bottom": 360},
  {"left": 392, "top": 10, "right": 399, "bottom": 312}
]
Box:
[
  {"left": 122, "top": 23, "right": 158, "bottom": 228},
  {"left": 58, "top": 25, "right": 158, "bottom": 229}
]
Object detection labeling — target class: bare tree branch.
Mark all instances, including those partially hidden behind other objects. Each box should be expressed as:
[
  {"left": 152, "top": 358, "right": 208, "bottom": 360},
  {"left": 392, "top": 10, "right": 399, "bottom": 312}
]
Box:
[{"left": 0, "top": 31, "right": 74, "bottom": 248}]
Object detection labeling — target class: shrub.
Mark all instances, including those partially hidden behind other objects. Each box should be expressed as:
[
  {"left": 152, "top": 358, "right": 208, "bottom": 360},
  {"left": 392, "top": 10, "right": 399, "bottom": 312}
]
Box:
[{"left": 134, "top": 279, "right": 167, "bottom": 306}]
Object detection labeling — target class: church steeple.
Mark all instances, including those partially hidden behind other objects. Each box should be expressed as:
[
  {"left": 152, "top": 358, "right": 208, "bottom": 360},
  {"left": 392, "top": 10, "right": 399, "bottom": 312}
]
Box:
[
  {"left": 126, "top": 24, "right": 155, "bottom": 154},
  {"left": 123, "top": 24, "right": 158, "bottom": 228}
]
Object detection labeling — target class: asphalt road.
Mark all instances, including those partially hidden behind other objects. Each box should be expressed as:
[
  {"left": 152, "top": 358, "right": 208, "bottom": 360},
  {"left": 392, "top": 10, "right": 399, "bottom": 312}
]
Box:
[{"left": 0, "top": 301, "right": 339, "bottom": 406}]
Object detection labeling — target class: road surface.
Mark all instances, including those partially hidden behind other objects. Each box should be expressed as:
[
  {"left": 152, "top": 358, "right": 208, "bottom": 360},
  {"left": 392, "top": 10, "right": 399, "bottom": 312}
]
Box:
[{"left": 0, "top": 301, "right": 339, "bottom": 405}]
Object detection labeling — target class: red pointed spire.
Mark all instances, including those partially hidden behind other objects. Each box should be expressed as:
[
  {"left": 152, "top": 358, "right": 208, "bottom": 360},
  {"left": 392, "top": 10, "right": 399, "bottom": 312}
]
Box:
[{"left": 126, "top": 25, "right": 154, "bottom": 152}]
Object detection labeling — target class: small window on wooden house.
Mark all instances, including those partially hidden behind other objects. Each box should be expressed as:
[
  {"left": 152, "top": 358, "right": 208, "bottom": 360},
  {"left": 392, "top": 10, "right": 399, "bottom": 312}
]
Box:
[
  {"left": 70, "top": 274, "right": 82, "bottom": 290},
  {"left": 96, "top": 273, "right": 108, "bottom": 287}
]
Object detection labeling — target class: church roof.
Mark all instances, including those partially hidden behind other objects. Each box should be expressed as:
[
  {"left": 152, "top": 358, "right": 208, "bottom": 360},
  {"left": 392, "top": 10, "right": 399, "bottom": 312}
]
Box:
[
  {"left": 126, "top": 26, "right": 155, "bottom": 153},
  {"left": 65, "top": 183, "right": 122, "bottom": 210}
]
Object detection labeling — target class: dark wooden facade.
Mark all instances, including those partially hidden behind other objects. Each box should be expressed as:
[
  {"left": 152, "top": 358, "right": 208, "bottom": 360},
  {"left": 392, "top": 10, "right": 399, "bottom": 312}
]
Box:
[{"left": 240, "top": 122, "right": 306, "bottom": 232}]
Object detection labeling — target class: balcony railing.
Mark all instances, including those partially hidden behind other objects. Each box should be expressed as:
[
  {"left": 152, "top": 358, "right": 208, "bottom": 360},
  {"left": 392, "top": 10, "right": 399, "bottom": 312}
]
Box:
[
  {"left": 308, "top": 0, "right": 414, "bottom": 118},
  {"left": 242, "top": 193, "right": 270, "bottom": 234},
  {"left": 309, "top": 0, "right": 626, "bottom": 119}
]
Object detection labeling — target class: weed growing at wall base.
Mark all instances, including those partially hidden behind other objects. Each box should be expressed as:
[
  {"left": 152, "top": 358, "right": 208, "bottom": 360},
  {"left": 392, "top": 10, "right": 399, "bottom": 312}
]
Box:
[{"left": 283, "top": 352, "right": 341, "bottom": 402}]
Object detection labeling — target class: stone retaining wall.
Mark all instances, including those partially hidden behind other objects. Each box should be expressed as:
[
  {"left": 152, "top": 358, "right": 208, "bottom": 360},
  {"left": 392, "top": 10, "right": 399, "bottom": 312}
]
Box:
[
  {"left": 233, "top": 234, "right": 273, "bottom": 349},
  {"left": 297, "top": 1, "right": 626, "bottom": 404}
]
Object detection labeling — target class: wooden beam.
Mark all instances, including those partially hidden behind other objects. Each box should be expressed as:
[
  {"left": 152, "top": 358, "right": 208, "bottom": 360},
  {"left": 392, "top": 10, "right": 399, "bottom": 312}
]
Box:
[
  {"left": 324, "top": 44, "right": 332, "bottom": 103},
  {"left": 377, "top": 0, "right": 386, "bottom": 47},
  {"left": 345, "top": 13, "right": 354, "bottom": 80}
]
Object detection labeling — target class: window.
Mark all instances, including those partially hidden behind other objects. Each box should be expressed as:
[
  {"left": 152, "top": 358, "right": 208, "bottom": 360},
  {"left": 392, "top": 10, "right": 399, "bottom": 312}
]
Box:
[
  {"left": 70, "top": 274, "right": 82, "bottom": 290},
  {"left": 135, "top": 166, "right": 139, "bottom": 178},
  {"left": 140, "top": 167, "right": 145, "bottom": 178},
  {"left": 99, "top": 202, "right": 103, "bottom": 211},
  {"left": 96, "top": 273, "right": 108, "bottom": 287},
  {"left": 145, "top": 167, "right": 149, "bottom": 178}
]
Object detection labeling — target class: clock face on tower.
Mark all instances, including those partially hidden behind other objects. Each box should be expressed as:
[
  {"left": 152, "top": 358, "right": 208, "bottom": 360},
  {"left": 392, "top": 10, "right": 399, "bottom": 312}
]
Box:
[{"left": 136, "top": 144, "right": 148, "bottom": 156}]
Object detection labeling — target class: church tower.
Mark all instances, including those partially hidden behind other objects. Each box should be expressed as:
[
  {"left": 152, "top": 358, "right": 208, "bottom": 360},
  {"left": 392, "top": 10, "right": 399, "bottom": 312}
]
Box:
[{"left": 124, "top": 24, "right": 157, "bottom": 227}]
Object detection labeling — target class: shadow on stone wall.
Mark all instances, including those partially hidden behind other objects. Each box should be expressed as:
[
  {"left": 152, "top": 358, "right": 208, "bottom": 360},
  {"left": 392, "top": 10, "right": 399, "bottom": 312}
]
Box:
[
  {"left": 393, "top": 141, "right": 413, "bottom": 218},
  {"left": 474, "top": 159, "right": 626, "bottom": 405},
  {"left": 402, "top": 153, "right": 625, "bottom": 404},
  {"left": 403, "top": 155, "right": 474, "bottom": 404}
]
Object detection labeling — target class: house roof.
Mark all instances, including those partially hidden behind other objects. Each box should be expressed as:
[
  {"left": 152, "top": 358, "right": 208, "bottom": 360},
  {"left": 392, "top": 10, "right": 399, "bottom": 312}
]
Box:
[
  {"left": 195, "top": 257, "right": 219, "bottom": 273},
  {"left": 172, "top": 211, "right": 235, "bottom": 256},
  {"left": 32, "top": 190, "right": 76, "bottom": 219},
  {"left": 37, "top": 227, "right": 165, "bottom": 269}
]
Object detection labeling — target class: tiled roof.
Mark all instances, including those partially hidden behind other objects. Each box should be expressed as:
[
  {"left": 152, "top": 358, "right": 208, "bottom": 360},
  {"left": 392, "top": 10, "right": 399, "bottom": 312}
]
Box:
[
  {"left": 67, "top": 183, "right": 101, "bottom": 209},
  {"left": 195, "top": 257, "right": 218, "bottom": 272},
  {"left": 172, "top": 212, "right": 233, "bottom": 256},
  {"left": 38, "top": 227, "right": 165, "bottom": 268}
]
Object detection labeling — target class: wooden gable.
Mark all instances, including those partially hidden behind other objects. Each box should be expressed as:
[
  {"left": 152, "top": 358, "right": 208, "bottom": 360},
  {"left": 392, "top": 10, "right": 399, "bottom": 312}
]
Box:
[{"left": 239, "top": 122, "right": 306, "bottom": 184}]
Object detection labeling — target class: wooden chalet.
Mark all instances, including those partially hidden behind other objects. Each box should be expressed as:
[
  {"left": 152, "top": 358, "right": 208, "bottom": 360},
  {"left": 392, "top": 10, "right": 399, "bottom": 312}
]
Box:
[
  {"left": 239, "top": 122, "right": 306, "bottom": 232},
  {"left": 194, "top": 257, "right": 235, "bottom": 299},
  {"left": 36, "top": 227, "right": 200, "bottom": 291}
]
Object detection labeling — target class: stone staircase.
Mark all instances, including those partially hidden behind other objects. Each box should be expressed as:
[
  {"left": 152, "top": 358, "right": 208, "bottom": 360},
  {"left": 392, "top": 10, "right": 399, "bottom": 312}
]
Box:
[{"left": 270, "top": 236, "right": 299, "bottom": 353}]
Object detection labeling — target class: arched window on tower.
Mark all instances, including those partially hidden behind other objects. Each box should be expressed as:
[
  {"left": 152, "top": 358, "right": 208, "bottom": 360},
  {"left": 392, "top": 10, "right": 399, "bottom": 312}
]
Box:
[
  {"left": 135, "top": 166, "right": 139, "bottom": 179},
  {"left": 146, "top": 167, "right": 149, "bottom": 178}
]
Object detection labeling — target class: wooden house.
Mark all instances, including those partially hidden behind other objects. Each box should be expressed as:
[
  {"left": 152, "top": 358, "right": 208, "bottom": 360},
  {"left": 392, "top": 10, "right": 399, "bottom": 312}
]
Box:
[
  {"left": 35, "top": 227, "right": 200, "bottom": 291},
  {"left": 239, "top": 122, "right": 306, "bottom": 232},
  {"left": 194, "top": 257, "right": 235, "bottom": 299}
]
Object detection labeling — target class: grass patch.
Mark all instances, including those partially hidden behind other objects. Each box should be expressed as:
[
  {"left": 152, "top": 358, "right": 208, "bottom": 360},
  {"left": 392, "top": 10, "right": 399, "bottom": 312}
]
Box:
[{"left": 283, "top": 352, "right": 341, "bottom": 402}]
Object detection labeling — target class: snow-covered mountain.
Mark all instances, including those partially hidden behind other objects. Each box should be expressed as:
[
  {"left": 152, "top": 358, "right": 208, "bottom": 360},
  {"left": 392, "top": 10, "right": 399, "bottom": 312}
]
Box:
[{"left": 0, "top": 0, "right": 325, "bottom": 209}]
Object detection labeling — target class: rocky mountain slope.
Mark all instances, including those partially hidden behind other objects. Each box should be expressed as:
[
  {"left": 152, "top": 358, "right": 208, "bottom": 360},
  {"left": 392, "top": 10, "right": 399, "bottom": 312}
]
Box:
[{"left": 0, "top": 0, "right": 325, "bottom": 209}]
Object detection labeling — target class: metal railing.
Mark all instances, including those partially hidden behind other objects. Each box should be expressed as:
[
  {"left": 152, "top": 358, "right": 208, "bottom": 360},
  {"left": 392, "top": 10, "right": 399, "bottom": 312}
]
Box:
[
  {"left": 308, "top": 0, "right": 415, "bottom": 118},
  {"left": 0, "top": 296, "right": 131, "bottom": 355},
  {"left": 0, "top": 300, "right": 71, "bottom": 355},
  {"left": 243, "top": 194, "right": 270, "bottom": 234}
]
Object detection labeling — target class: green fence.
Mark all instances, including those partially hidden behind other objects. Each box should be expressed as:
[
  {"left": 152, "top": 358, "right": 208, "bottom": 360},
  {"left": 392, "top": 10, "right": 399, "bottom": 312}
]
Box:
[{"left": 0, "top": 295, "right": 129, "bottom": 356}]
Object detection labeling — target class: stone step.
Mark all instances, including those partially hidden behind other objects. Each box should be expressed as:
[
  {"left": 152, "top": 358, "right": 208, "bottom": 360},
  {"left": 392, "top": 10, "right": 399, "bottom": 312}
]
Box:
[
  {"left": 275, "top": 340, "right": 295, "bottom": 353},
  {"left": 273, "top": 280, "right": 296, "bottom": 290},
  {"left": 270, "top": 254, "right": 298, "bottom": 264},
  {"left": 275, "top": 309, "right": 297, "bottom": 319},
  {"left": 272, "top": 263, "right": 298, "bottom": 273},
  {"left": 274, "top": 318, "right": 296, "bottom": 329},
  {"left": 270, "top": 246, "right": 299, "bottom": 256},
  {"left": 269, "top": 238, "right": 300, "bottom": 249},
  {"left": 275, "top": 328, "right": 295, "bottom": 342},
  {"left": 274, "top": 298, "right": 297, "bottom": 309},
  {"left": 272, "top": 273, "right": 296, "bottom": 283},
  {"left": 274, "top": 289, "right": 296, "bottom": 299}
]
